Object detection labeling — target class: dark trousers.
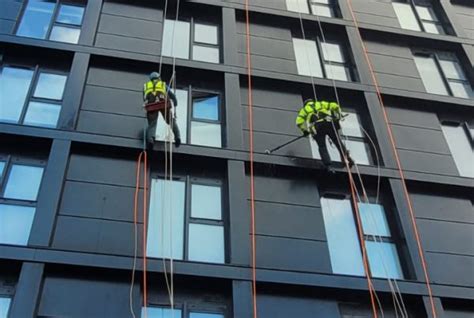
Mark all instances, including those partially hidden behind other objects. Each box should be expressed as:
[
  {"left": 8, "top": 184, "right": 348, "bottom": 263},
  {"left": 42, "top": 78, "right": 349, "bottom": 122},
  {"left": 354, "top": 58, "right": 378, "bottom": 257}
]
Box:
[
  {"left": 145, "top": 94, "right": 180, "bottom": 143},
  {"left": 312, "top": 121, "right": 350, "bottom": 166}
]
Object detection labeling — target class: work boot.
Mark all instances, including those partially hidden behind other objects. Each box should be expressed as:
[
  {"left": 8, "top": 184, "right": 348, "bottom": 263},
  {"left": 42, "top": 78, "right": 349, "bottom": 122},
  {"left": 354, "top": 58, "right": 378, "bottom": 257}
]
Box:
[
  {"left": 174, "top": 137, "right": 181, "bottom": 148},
  {"left": 347, "top": 156, "right": 355, "bottom": 168}
]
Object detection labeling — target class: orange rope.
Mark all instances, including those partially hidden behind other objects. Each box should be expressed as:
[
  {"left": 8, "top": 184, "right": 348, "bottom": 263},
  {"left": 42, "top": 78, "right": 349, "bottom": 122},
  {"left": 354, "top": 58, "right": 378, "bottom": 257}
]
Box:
[
  {"left": 244, "top": 1, "right": 258, "bottom": 317},
  {"left": 347, "top": 1, "right": 437, "bottom": 316}
]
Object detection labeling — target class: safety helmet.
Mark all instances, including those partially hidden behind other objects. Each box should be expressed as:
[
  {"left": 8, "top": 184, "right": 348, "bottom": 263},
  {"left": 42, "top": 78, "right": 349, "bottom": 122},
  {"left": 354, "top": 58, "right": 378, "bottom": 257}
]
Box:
[{"left": 149, "top": 72, "right": 160, "bottom": 80}]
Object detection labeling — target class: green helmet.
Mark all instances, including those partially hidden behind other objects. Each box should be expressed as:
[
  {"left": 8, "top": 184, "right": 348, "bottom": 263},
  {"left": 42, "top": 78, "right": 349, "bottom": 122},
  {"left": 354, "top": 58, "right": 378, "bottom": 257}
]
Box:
[{"left": 149, "top": 72, "right": 160, "bottom": 80}]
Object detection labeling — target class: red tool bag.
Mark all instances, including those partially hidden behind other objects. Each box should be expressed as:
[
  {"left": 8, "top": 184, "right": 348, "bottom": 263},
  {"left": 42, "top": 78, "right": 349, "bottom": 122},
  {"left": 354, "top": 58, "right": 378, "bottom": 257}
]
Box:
[{"left": 144, "top": 93, "right": 172, "bottom": 112}]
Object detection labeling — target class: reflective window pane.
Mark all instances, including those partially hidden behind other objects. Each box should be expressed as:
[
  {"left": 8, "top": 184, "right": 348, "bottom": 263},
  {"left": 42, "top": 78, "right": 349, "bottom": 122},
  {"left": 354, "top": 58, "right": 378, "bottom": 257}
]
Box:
[
  {"left": 359, "top": 203, "right": 391, "bottom": 237},
  {"left": 366, "top": 241, "right": 404, "bottom": 279},
  {"left": 310, "top": 138, "right": 371, "bottom": 165},
  {"left": 16, "top": 0, "right": 55, "bottom": 39},
  {"left": 56, "top": 4, "right": 84, "bottom": 25},
  {"left": 0, "top": 204, "right": 35, "bottom": 246},
  {"left": 0, "top": 297, "right": 11, "bottom": 318},
  {"left": 439, "top": 59, "right": 466, "bottom": 80},
  {"left": 321, "top": 42, "right": 345, "bottom": 63},
  {"left": 23, "top": 101, "right": 60, "bottom": 128},
  {"left": 162, "top": 20, "right": 190, "bottom": 59},
  {"left": 194, "top": 24, "right": 218, "bottom": 45},
  {"left": 422, "top": 21, "right": 443, "bottom": 34},
  {"left": 311, "top": 4, "right": 333, "bottom": 17},
  {"left": 415, "top": 5, "right": 437, "bottom": 22},
  {"left": 191, "top": 122, "right": 222, "bottom": 147},
  {"left": 193, "top": 96, "right": 219, "bottom": 120},
  {"left": 448, "top": 82, "right": 473, "bottom": 99},
  {"left": 0, "top": 162, "right": 5, "bottom": 176},
  {"left": 0, "top": 67, "right": 34, "bottom": 123},
  {"left": 192, "top": 45, "right": 219, "bottom": 64},
  {"left": 49, "top": 25, "right": 81, "bottom": 44},
  {"left": 4, "top": 165, "right": 44, "bottom": 201},
  {"left": 141, "top": 307, "right": 182, "bottom": 318},
  {"left": 33, "top": 73, "right": 67, "bottom": 100},
  {"left": 341, "top": 113, "right": 364, "bottom": 137},
  {"left": 147, "top": 179, "right": 185, "bottom": 259},
  {"left": 393, "top": 2, "right": 421, "bottom": 31},
  {"left": 442, "top": 124, "right": 474, "bottom": 178},
  {"left": 188, "top": 223, "right": 224, "bottom": 263},
  {"left": 324, "top": 64, "right": 349, "bottom": 81},
  {"left": 286, "top": 0, "right": 310, "bottom": 14},
  {"left": 191, "top": 184, "right": 222, "bottom": 220},
  {"left": 190, "top": 313, "right": 224, "bottom": 318},
  {"left": 321, "top": 197, "right": 365, "bottom": 276},
  {"left": 413, "top": 55, "right": 449, "bottom": 95},
  {"left": 156, "top": 89, "right": 188, "bottom": 143},
  {"left": 293, "top": 38, "right": 323, "bottom": 78}
]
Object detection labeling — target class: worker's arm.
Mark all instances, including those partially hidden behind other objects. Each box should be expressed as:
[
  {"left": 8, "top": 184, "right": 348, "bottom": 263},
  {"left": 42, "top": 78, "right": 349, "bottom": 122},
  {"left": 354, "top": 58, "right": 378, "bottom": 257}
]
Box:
[
  {"left": 143, "top": 83, "right": 147, "bottom": 102},
  {"left": 330, "top": 102, "right": 342, "bottom": 120},
  {"left": 296, "top": 108, "right": 309, "bottom": 135},
  {"left": 166, "top": 84, "right": 178, "bottom": 106}
]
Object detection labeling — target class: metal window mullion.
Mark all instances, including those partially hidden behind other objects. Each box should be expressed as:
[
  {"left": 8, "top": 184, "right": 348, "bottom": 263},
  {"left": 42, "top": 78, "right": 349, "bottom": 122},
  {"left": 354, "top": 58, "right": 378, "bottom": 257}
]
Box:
[
  {"left": 189, "top": 17, "right": 195, "bottom": 60},
  {"left": 315, "top": 36, "right": 328, "bottom": 79},
  {"left": 188, "top": 217, "right": 223, "bottom": 226},
  {"left": 0, "top": 198, "right": 37, "bottom": 207},
  {"left": 183, "top": 175, "right": 191, "bottom": 261},
  {"left": 190, "top": 117, "right": 221, "bottom": 125},
  {"left": 18, "top": 65, "right": 40, "bottom": 125},
  {"left": 46, "top": 1, "right": 61, "bottom": 40},
  {"left": 408, "top": 0, "right": 426, "bottom": 32},
  {"left": 187, "top": 85, "right": 192, "bottom": 143},
  {"left": 52, "top": 21, "right": 82, "bottom": 29},
  {"left": 0, "top": 156, "right": 12, "bottom": 197},
  {"left": 434, "top": 53, "right": 455, "bottom": 96}
]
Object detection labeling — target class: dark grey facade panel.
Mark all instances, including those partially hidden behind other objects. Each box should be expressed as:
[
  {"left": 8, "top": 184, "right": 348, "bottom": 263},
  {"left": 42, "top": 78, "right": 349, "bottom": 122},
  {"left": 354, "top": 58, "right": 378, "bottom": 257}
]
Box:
[
  {"left": 257, "top": 294, "right": 340, "bottom": 318},
  {"left": 411, "top": 192, "right": 474, "bottom": 224},
  {"left": 227, "top": 0, "right": 287, "bottom": 11},
  {"left": 374, "top": 72, "right": 426, "bottom": 92},
  {"left": 76, "top": 110, "right": 144, "bottom": 140},
  {"left": 397, "top": 149, "right": 459, "bottom": 175},
  {"left": 353, "top": 12, "right": 400, "bottom": 29},
  {"left": 102, "top": 0, "right": 164, "bottom": 22},
  {"left": 82, "top": 85, "right": 144, "bottom": 117},
  {"left": 0, "top": 19, "right": 15, "bottom": 35},
  {"left": 237, "top": 34, "right": 295, "bottom": 60},
  {"left": 0, "top": 0, "right": 21, "bottom": 35},
  {"left": 449, "top": 3, "right": 474, "bottom": 40},
  {"left": 364, "top": 39, "right": 415, "bottom": 59},
  {"left": 427, "top": 252, "right": 474, "bottom": 287},
  {"left": 391, "top": 124, "right": 452, "bottom": 155},
  {"left": 241, "top": 105, "right": 300, "bottom": 136},
  {"left": 238, "top": 53, "right": 297, "bottom": 74},
  {"left": 86, "top": 66, "right": 146, "bottom": 92},
  {"left": 386, "top": 106, "right": 442, "bottom": 130},
  {"left": 243, "top": 130, "right": 312, "bottom": 158},
  {"left": 368, "top": 54, "right": 422, "bottom": 79},
  {"left": 97, "top": 14, "right": 163, "bottom": 41},
  {"left": 444, "top": 308, "right": 474, "bottom": 318},
  {"left": 240, "top": 84, "right": 302, "bottom": 112},
  {"left": 95, "top": 33, "right": 162, "bottom": 55},
  {"left": 236, "top": 20, "right": 293, "bottom": 41}
]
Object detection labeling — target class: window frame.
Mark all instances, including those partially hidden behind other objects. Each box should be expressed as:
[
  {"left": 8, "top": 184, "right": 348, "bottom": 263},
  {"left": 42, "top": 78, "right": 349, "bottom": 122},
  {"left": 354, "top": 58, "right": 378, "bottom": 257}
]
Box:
[
  {"left": 393, "top": 0, "right": 446, "bottom": 34},
  {"left": 0, "top": 63, "right": 68, "bottom": 127},
  {"left": 148, "top": 174, "right": 227, "bottom": 264},
  {"left": 440, "top": 120, "right": 474, "bottom": 177},
  {"left": 15, "top": 0, "right": 85, "bottom": 43},
  {"left": 308, "top": 0, "right": 337, "bottom": 18},
  {"left": 143, "top": 304, "right": 227, "bottom": 318}
]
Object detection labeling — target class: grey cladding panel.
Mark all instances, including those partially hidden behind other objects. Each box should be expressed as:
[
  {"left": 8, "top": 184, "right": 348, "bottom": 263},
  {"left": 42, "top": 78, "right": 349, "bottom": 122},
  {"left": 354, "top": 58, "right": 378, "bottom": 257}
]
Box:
[
  {"left": 237, "top": 35, "right": 295, "bottom": 60},
  {"left": 355, "top": 12, "right": 400, "bottom": 28},
  {"left": 0, "top": 0, "right": 22, "bottom": 20},
  {"left": 60, "top": 181, "right": 144, "bottom": 223},
  {"left": 411, "top": 192, "right": 474, "bottom": 223},
  {"left": 95, "top": 33, "right": 161, "bottom": 55},
  {"left": 375, "top": 73, "right": 425, "bottom": 92},
  {"left": 258, "top": 295, "right": 339, "bottom": 318},
  {"left": 256, "top": 235, "right": 331, "bottom": 272},
  {"left": 238, "top": 54, "right": 297, "bottom": 74},
  {"left": 102, "top": 0, "right": 163, "bottom": 21},
  {"left": 253, "top": 175, "right": 320, "bottom": 207},
  {"left": 427, "top": 253, "right": 474, "bottom": 287},
  {"left": 392, "top": 125, "right": 451, "bottom": 154},
  {"left": 418, "top": 219, "right": 474, "bottom": 256},
  {"left": 236, "top": 21, "right": 292, "bottom": 41},
  {"left": 67, "top": 154, "right": 137, "bottom": 186},
  {"left": 82, "top": 85, "right": 144, "bottom": 116},
  {"left": 97, "top": 14, "right": 162, "bottom": 41},
  {"left": 87, "top": 67, "right": 145, "bottom": 91},
  {"left": 242, "top": 106, "right": 300, "bottom": 136},
  {"left": 243, "top": 131, "right": 313, "bottom": 158},
  {"left": 386, "top": 107, "right": 441, "bottom": 130},
  {"left": 397, "top": 149, "right": 458, "bottom": 175},
  {"left": 76, "top": 111, "right": 143, "bottom": 139},
  {"left": 255, "top": 201, "right": 326, "bottom": 241},
  {"left": 241, "top": 87, "right": 302, "bottom": 111},
  {"left": 0, "top": 19, "right": 14, "bottom": 34},
  {"left": 351, "top": 0, "right": 398, "bottom": 18},
  {"left": 364, "top": 40, "right": 413, "bottom": 59},
  {"left": 444, "top": 308, "right": 474, "bottom": 318},
  {"left": 38, "top": 275, "right": 132, "bottom": 318},
  {"left": 368, "top": 54, "right": 421, "bottom": 79}
]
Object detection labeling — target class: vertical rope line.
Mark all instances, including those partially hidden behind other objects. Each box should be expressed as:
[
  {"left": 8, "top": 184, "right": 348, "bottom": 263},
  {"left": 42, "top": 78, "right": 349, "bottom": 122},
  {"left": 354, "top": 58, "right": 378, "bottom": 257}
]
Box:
[{"left": 142, "top": 150, "right": 148, "bottom": 318}]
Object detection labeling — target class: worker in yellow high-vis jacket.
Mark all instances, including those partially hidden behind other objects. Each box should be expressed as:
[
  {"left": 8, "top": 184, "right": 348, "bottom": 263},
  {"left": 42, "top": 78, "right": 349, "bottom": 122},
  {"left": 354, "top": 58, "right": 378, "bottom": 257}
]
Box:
[
  {"left": 143, "top": 72, "right": 181, "bottom": 147},
  {"left": 296, "top": 99, "right": 354, "bottom": 170}
]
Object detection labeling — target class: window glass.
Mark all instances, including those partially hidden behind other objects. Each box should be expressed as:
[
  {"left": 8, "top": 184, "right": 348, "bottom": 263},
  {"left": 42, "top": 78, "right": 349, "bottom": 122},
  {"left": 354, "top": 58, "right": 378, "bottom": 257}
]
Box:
[
  {"left": 188, "top": 223, "right": 224, "bottom": 263},
  {"left": 415, "top": 5, "right": 437, "bottom": 21},
  {"left": 293, "top": 39, "right": 323, "bottom": 78},
  {"left": 193, "top": 96, "right": 219, "bottom": 120},
  {"left": 0, "top": 162, "right": 5, "bottom": 176},
  {"left": 439, "top": 59, "right": 466, "bottom": 80},
  {"left": 33, "top": 73, "right": 67, "bottom": 100},
  {"left": 310, "top": 4, "right": 332, "bottom": 17},
  {"left": 366, "top": 241, "right": 404, "bottom": 279},
  {"left": 56, "top": 4, "right": 84, "bottom": 25},
  {"left": 147, "top": 179, "right": 186, "bottom": 259},
  {"left": 156, "top": 89, "right": 188, "bottom": 143},
  {"left": 16, "top": 0, "right": 55, "bottom": 39},
  {"left": 0, "top": 67, "right": 34, "bottom": 123},
  {"left": 324, "top": 64, "right": 349, "bottom": 81},
  {"left": 286, "top": 0, "right": 310, "bottom": 14},
  {"left": 191, "top": 184, "right": 222, "bottom": 220},
  {"left": 190, "top": 122, "right": 222, "bottom": 147},
  {"left": 341, "top": 113, "right": 364, "bottom": 137},
  {"left": 359, "top": 203, "right": 391, "bottom": 237},
  {"left": 0, "top": 204, "right": 35, "bottom": 245},
  {"left": 321, "top": 197, "right": 365, "bottom": 276},
  {"left": 4, "top": 165, "right": 44, "bottom": 201},
  {"left": 162, "top": 20, "right": 190, "bottom": 59},
  {"left": 0, "top": 297, "right": 11, "bottom": 318},
  {"left": 321, "top": 42, "right": 345, "bottom": 63},
  {"left": 194, "top": 24, "right": 218, "bottom": 45},
  {"left": 441, "top": 124, "right": 474, "bottom": 178},
  {"left": 23, "top": 101, "right": 61, "bottom": 128},
  {"left": 311, "top": 138, "right": 371, "bottom": 165},
  {"left": 190, "top": 313, "right": 224, "bottom": 318},
  {"left": 50, "top": 26, "right": 81, "bottom": 44},
  {"left": 422, "top": 22, "right": 443, "bottom": 34},
  {"left": 413, "top": 55, "right": 448, "bottom": 95},
  {"left": 393, "top": 2, "right": 421, "bottom": 31},
  {"left": 448, "top": 82, "right": 473, "bottom": 99},
  {"left": 141, "top": 307, "right": 182, "bottom": 318},
  {"left": 192, "top": 46, "right": 219, "bottom": 63}
]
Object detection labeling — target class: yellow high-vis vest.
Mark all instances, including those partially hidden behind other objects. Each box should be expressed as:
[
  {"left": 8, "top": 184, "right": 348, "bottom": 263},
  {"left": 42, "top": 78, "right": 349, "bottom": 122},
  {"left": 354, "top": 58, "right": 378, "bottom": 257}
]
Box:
[{"left": 143, "top": 80, "right": 166, "bottom": 97}]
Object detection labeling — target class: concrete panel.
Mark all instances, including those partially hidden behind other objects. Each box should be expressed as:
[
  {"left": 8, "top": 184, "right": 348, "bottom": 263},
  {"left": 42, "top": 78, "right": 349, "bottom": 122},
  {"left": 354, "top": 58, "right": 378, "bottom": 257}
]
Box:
[
  {"left": 419, "top": 219, "right": 474, "bottom": 256},
  {"left": 397, "top": 149, "right": 459, "bottom": 175},
  {"left": 95, "top": 33, "right": 161, "bottom": 55},
  {"left": 258, "top": 294, "right": 339, "bottom": 318},
  {"left": 97, "top": 14, "right": 162, "bottom": 40},
  {"left": 392, "top": 125, "right": 452, "bottom": 154},
  {"left": 411, "top": 192, "right": 474, "bottom": 224},
  {"left": 256, "top": 235, "right": 331, "bottom": 272},
  {"left": 76, "top": 110, "right": 144, "bottom": 139},
  {"left": 82, "top": 85, "right": 144, "bottom": 116},
  {"left": 428, "top": 252, "right": 474, "bottom": 286}
]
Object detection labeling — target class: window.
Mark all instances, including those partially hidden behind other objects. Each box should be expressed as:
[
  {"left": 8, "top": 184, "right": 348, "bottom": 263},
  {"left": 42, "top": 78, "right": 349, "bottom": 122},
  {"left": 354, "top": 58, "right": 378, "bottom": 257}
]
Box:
[
  {"left": 309, "top": 111, "right": 372, "bottom": 165},
  {"left": 414, "top": 52, "right": 473, "bottom": 98},
  {"left": 0, "top": 65, "right": 67, "bottom": 128},
  {"left": 0, "top": 156, "right": 45, "bottom": 246},
  {"left": 142, "top": 307, "right": 225, "bottom": 318},
  {"left": 162, "top": 19, "right": 220, "bottom": 63},
  {"left": 155, "top": 88, "right": 222, "bottom": 148},
  {"left": 0, "top": 297, "right": 11, "bottom": 318},
  {"left": 393, "top": 0, "right": 446, "bottom": 34},
  {"left": 286, "top": 0, "right": 337, "bottom": 18},
  {"left": 293, "top": 38, "right": 352, "bottom": 81},
  {"left": 146, "top": 177, "right": 225, "bottom": 264},
  {"left": 441, "top": 122, "right": 474, "bottom": 178},
  {"left": 16, "top": 0, "right": 85, "bottom": 44},
  {"left": 321, "top": 196, "right": 404, "bottom": 279}
]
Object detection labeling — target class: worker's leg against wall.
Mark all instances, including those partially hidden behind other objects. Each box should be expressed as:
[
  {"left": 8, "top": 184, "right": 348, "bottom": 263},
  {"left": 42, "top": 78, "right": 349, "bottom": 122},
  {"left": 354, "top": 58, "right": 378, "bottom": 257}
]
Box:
[
  {"left": 160, "top": 108, "right": 181, "bottom": 141},
  {"left": 146, "top": 111, "right": 159, "bottom": 143},
  {"left": 328, "top": 128, "right": 353, "bottom": 165},
  {"left": 315, "top": 133, "right": 332, "bottom": 166}
]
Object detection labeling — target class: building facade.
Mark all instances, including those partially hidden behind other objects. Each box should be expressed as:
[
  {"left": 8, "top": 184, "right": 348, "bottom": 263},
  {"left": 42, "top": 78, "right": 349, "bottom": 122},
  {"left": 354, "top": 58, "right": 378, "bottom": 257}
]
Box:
[{"left": 0, "top": 0, "right": 473, "bottom": 317}]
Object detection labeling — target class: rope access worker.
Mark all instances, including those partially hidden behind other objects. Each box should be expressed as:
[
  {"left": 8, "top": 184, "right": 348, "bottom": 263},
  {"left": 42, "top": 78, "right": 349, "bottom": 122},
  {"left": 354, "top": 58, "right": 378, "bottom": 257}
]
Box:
[
  {"left": 143, "top": 72, "right": 181, "bottom": 147},
  {"left": 296, "top": 99, "right": 354, "bottom": 171}
]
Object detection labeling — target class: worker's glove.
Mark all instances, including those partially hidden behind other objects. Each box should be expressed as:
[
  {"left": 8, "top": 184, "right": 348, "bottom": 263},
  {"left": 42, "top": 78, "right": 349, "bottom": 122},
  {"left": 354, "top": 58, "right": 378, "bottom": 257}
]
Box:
[{"left": 302, "top": 131, "right": 310, "bottom": 137}]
